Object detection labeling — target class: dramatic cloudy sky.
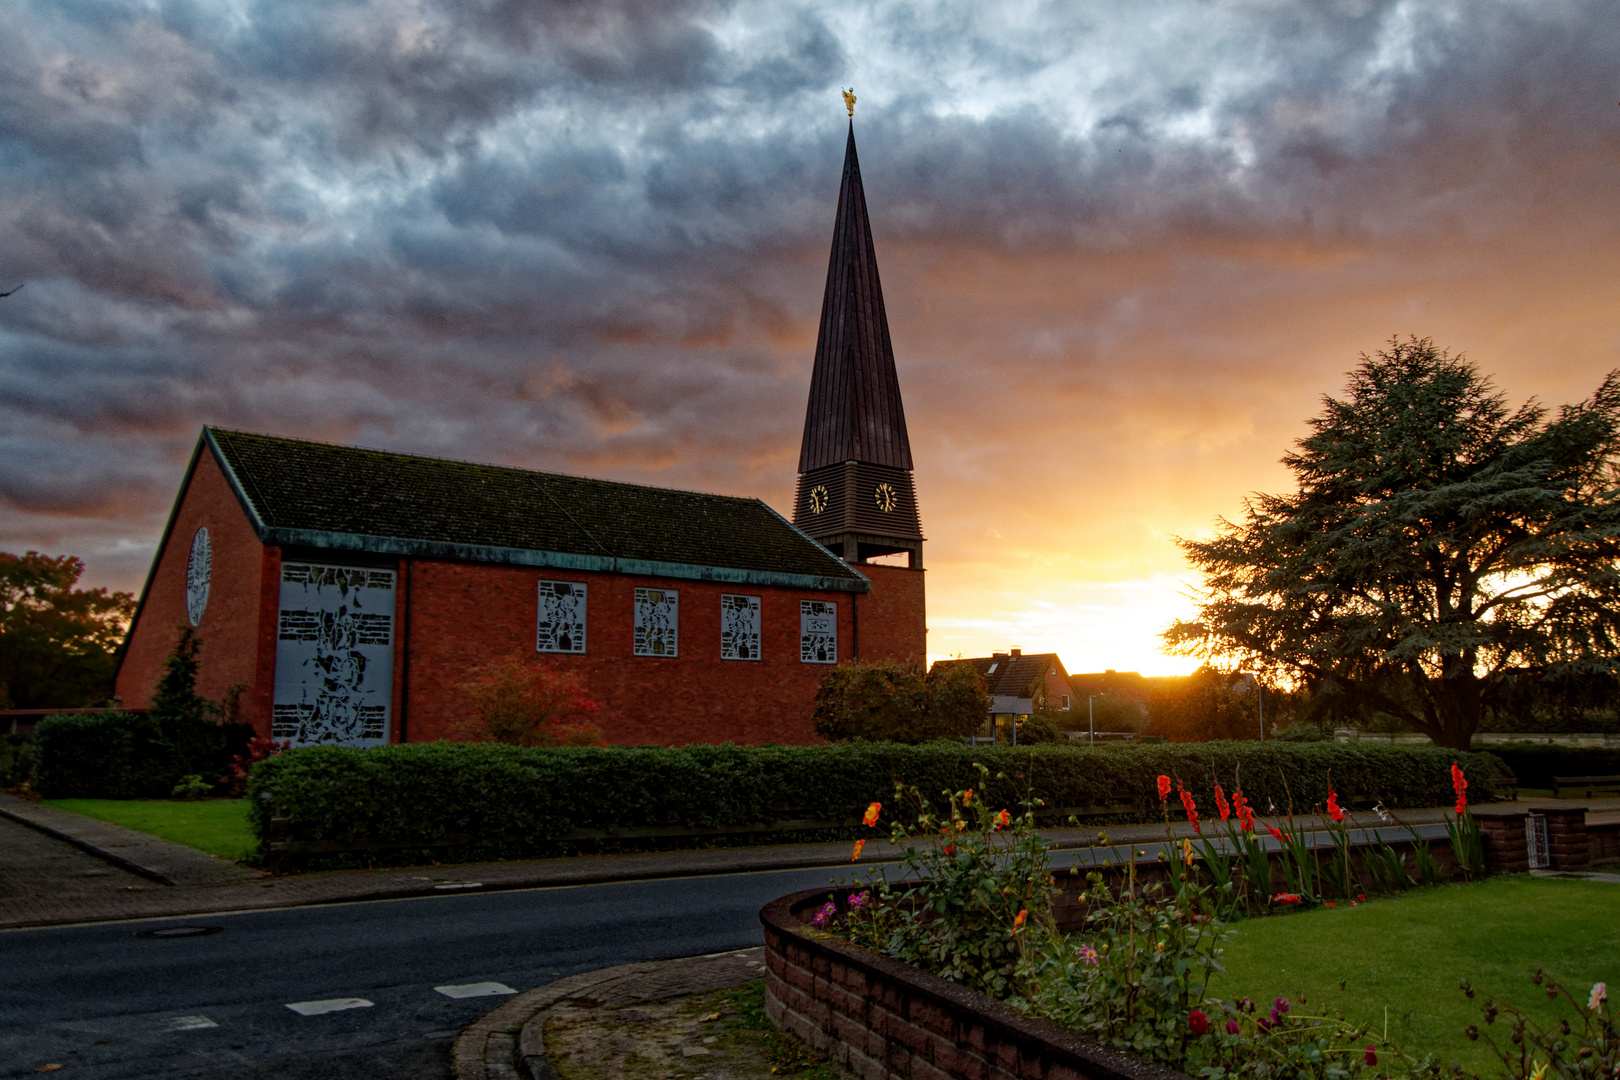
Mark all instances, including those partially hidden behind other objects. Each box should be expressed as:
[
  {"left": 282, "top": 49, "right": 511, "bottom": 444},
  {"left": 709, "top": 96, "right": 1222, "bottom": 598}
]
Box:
[{"left": 4, "top": 0, "right": 1618, "bottom": 674}]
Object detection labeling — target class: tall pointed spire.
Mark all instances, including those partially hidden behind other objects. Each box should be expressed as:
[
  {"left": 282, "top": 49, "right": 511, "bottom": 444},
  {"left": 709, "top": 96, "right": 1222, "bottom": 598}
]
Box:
[{"left": 793, "top": 121, "right": 923, "bottom": 568}]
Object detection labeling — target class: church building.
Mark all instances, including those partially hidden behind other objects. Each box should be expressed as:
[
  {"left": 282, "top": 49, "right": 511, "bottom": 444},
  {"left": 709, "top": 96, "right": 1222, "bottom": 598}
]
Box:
[{"left": 114, "top": 120, "right": 926, "bottom": 747}]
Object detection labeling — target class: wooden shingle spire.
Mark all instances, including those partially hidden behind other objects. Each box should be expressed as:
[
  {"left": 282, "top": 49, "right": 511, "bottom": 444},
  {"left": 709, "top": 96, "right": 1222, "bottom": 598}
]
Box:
[{"left": 793, "top": 120, "right": 923, "bottom": 568}]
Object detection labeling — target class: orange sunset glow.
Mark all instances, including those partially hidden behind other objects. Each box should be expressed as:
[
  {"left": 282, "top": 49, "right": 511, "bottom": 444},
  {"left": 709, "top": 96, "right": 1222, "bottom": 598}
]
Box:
[{"left": 2, "top": 3, "right": 1618, "bottom": 681}]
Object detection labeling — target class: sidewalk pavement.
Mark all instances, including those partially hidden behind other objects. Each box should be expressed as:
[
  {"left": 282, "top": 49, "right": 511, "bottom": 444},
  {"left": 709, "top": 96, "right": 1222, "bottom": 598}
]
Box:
[{"left": 0, "top": 792, "right": 1545, "bottom": 933}]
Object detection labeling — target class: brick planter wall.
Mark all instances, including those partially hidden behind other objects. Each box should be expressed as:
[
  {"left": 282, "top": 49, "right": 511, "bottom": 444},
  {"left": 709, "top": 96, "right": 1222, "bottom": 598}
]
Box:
[{"left": 762, "top": 888, "right": 1192, "bottom": 1080}]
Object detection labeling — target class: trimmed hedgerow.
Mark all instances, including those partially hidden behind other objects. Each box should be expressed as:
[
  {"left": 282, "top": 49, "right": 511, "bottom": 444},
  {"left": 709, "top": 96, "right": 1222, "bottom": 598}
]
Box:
[
  {"left": 1483, "top": 743, "right": 1620, "bottom": 791},
  {"left": 247, "top": 740, "right": 1505, "bottom": 866},
  {"left": 33, "top": 712, "right": 255, "bottom": 798}
]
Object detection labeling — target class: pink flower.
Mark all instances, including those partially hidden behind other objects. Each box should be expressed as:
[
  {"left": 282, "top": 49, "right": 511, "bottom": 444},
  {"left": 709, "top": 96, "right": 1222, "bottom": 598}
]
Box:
[
  {"left": 1188, "top": 1010, "right": 1209, "bottom": 1036},
  {"left": 1590, "top": 983, "right": 1608, "bottom": 1011},
  {"left": 811, "top": 901, "right": 837, "bottom": 927},
  {"left": 1364, "top": 1046, "right": 1378, "bottom": 1066},
  {"left": 1077, "top": 943, "right": 1099, "bottom": 967}
]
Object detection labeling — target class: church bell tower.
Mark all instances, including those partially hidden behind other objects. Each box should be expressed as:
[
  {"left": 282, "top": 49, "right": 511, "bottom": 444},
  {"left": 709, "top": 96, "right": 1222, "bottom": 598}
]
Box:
[{"left": 792, "top": 120, "right": 923, "bottom": 568}]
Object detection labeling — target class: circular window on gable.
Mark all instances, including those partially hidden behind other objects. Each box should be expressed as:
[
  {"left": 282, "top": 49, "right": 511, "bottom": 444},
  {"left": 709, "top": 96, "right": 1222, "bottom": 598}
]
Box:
[{"left": 185, "top": 527, "right": 212, "bottom": 626}]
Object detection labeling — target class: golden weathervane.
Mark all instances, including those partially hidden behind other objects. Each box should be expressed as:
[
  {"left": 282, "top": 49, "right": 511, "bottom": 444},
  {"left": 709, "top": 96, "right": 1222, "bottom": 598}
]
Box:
[{"left": 842, "top": 88, "right": 856, "bottom": 118}]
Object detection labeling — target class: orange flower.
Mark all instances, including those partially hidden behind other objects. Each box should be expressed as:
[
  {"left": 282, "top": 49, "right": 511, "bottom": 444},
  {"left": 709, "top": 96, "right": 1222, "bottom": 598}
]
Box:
[
  {"left": 994, "top": 809, "right": 1011, "bottom": 830},
  {"left": 863, "top": 802, "right": 882, "bottom": 828},
  {"left": 963, "top": 789, "right": 974, "bottom": 806},
  {"left": 1214, "top": 783, "right": 1231, "bottom": 822},
  {"left": 851, "top": 839, "right": 865, "bottom": 862},
  {"left": 1012, "top": 909, "right": 1027, "bottom": 931},
  {"left": 1157, "top": 775, "right": 1172, "bottom": 802}
]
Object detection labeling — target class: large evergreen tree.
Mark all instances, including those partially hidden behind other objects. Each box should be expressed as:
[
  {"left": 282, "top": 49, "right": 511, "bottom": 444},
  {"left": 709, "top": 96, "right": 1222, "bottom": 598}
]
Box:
[{"left": 1163, "top": 338, "right": 1620, "bottom": 749}]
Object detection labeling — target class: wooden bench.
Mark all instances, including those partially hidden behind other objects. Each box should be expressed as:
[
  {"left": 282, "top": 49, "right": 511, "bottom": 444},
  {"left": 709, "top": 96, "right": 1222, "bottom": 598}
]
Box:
[{"left": 1552, "top": 774, "right": 1620, "bottom": 798}]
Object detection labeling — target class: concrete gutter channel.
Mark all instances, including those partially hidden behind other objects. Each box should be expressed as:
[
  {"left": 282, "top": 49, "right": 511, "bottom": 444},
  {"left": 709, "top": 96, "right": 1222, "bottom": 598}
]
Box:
[{"left": 0, "top": 791, "right": 1476, "bottom": 933}]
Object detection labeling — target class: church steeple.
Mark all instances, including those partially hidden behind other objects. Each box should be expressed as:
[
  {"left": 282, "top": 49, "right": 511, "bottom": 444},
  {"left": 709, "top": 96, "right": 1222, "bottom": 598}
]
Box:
[{"left": 793, "top": 121, "right": 923, "bottom": 568}]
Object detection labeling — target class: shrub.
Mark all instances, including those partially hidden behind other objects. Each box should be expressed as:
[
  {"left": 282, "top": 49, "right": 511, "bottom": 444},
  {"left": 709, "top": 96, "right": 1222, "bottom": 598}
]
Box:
[
  {"left": 34, "top": 711, "right": 254, "bottom": 798},
  {"left": 457, "top": 654, "right": 602, "bottom": 746},
  {"left": 812, "top": 659, "right": 989, "bottom": 743},
  {"left": 0, "top": 733, "right": 31, "bottom": 788},
  {"left": 248, "top": 740, "right": 1506, "bottom": 866}
]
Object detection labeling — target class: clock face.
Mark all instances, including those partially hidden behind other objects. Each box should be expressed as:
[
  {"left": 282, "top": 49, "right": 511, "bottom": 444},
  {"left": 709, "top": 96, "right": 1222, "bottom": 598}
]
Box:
[
  {"left": 874, "top": 482, "right": 897, "bottom": 513},
  {"left": 808, "top": 485, "right": 829, "bottom": 514},
  {"left": 185, "top": 527, "right": 212, "bottom": 626}
]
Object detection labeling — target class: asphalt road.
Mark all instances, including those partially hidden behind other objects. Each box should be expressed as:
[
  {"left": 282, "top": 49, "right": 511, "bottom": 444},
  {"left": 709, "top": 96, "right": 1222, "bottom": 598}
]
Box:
[{"left": 0, "top": 864, "right": 847, "bottom": 1080}]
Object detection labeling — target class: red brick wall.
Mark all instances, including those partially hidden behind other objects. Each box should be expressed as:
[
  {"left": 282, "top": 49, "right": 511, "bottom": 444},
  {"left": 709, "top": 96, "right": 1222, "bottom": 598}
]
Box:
[
  {"left": 400, "top": 560, "right": 860, "bottom": 746},
  {"left": 856, "top": 565, "right": 925, "bottom": 666},
  {"left": 116, "top": 449, "right": 272, "bottom": 728}
]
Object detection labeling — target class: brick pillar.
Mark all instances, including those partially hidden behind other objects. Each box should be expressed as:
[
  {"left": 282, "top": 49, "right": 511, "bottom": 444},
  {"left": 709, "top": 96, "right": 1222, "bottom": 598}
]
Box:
[
  {"left": 1476, "top": 811, "right": 1530, "bottom": 874},
  {"left": 1540, "top": 808, "right": 1589, "bottom": 871}
]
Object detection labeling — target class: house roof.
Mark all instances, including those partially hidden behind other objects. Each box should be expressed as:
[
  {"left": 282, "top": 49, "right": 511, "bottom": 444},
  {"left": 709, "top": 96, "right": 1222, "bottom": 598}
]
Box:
[
  {"left": 935, "top": 653, "right": 1068, "bottom": 699},
  {"left": 202, "top": 427, "right": 869, "bottom": 592},
  {"left": 798, "top": 123, "right": 914, "bottom": 473}
]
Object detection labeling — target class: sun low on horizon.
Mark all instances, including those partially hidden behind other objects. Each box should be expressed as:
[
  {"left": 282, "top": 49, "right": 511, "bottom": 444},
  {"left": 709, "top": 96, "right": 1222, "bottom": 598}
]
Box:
[{"left": 3, "top": 2, "right": 1619, "bottom": 670}]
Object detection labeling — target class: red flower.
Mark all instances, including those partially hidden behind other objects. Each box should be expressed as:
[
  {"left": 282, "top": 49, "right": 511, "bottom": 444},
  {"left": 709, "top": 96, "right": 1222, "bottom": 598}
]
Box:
[
  {"left": 1451, "top": 762, "right": 1468, "bottom": 815},
  {"left": 1272, "top": 892, "right": 1302, "bottom": 904},
  {"left": 1012, "top": 909, "right": 1027, "bottom": 931},
  {"left": 1188, "top": 1010, "right": 1209, "bottom": 1036},
  {"left": 1268, "top": 825, "right": 1286, "bottom": 844},
  {"left": 1178, "top": 786, "right": 1202, "bottom": 833},
  {"left": 1232, "top": 789, "right": 1256, "bottom": 833},
  {"left": 1325, "top": 901, "right": 1337, "bottom": 908},
  {"left": 1226, "top": 1020, "right": 1240, "bottom": 1035},
  {"left": 963, "top": 788, "right": 974, "bottom": 806},
  {"left": 1364, "top": 1046, "right": 1378, "bottom": 1066},
  {"left": 942, "top": 845, "right": 956, "bottom": 855},
  {"left": 1157, "top": 775, "right": 1172, "bottom": 803},
  {"left": 1327, "top": 790, "right": 1345, "bottom": 822},
  {"left": 1214, "top": 783, "right": 1231, "bottom": 822}
]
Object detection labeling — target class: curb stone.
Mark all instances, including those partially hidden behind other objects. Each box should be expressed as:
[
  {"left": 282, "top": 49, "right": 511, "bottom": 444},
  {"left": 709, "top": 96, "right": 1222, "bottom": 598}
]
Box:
[{"left": 454, "top": 948, "right": 766, "bottom": 1080}]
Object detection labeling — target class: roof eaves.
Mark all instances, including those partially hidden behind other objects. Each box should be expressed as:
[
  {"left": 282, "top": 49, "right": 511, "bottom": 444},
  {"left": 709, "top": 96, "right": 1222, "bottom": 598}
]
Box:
[
  {"left": 753, "top": 497, "right": 871, "bottom": 592},
  {"left": 204, "top": 426, "right": 271, "bottom": 540},
  {"left": 259, "top": 527, "right": 870, "bottom": 593}
]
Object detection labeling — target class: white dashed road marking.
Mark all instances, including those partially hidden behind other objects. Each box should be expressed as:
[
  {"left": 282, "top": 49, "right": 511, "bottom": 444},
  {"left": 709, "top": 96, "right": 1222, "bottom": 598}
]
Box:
[
  {"left": 285, "top": 998, "right": 373, "bottom": 1016},
  {"left": 165, "top": 1016, "right": 218, "bottom": 1031},
  {"left": 434, "top": 982, "right": 517, "bottom": 999}
]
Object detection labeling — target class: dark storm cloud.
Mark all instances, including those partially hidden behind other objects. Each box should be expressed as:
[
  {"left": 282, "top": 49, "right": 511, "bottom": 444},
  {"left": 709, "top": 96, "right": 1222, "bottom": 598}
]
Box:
[{"left": 1, "top": 0, "right": 1617, "bottom": 594}]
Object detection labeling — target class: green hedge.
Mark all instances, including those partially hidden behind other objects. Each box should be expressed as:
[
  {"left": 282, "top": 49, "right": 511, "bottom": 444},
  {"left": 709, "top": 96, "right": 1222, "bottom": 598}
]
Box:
[
  {"left": 34, "top": 712, "right": 255, "bottom": 798},
  {"left": 1483, "top": 743, "right": 1620, "bottom": 790},
  {"left": 0, "top": 734, "right": 31, "bottom": 788},
  {"left": 248, "top": 740, "right": 1505, "bottom": 866}
]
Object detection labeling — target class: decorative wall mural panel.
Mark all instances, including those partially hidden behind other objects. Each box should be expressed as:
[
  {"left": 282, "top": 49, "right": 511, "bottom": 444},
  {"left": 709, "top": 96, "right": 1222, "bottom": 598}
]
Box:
[
  {"left": 800, "top": 600, "right": 837, "bottom": 663},
  {"left": 185, "top": 527, "right": 211, "bottom": 627},
  {"left": 720, "top": 594, "right": 762, "bottom": 661},
  {"left": 272, "top": 563, "right": 396, "bottom": 747},
  {"left": 633, "top": 588, "right": 679, "bottom": 657},
  {"left": 536, "top": 580, "right": 587, "bottom": 653}
]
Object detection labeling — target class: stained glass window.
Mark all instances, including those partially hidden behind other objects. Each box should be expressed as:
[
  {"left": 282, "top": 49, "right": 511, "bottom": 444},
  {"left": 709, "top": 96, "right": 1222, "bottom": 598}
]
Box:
[
  {"left": 633, "top": 588, "right": 679, "bottom": 657},
  {"left": 720, "top": 594, "right": 761, "bottom": 661},
  {"left": 800, "top": 600, "right": 837, "bottom": 664},
  {"left": 272, "top": 563, "right": 395, "bottom": 746},
  {"left": 536, "top": 580, "right": 587, "bottom": 653}
]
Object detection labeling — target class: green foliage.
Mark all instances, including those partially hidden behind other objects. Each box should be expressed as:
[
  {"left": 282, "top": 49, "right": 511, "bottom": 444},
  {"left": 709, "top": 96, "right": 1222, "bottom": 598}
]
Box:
[
  {"left": 147, "top": 627, "right": 222, "bottom": 724},
  {"left": 831, "top": 774, "right": 1424, "bottom": 1080},
  {"left": 1165, "top": 338, "right": 1620, "bottom": 750},
  {"left": 1464, "top": 971, "right": 1617, "bottom": 1080},
  {"left": 33, "top": 711, "right": 253, "bottom": 798},
  {"left": 811, "top": 659, "right": 989, "bottom": 743},
  {"left": 0, "top": 733, "right": 31, "bottom": 788},
  {"left": 839, "top": 768, "right": 1055, "bottom": 998},
  {"left": 172, "top": 773, "right": 212, "bottom": 799},
  {"left": 248, "top": 740, "right": 1505, "bottom": 867},
  {"left": 1017, "top": 714, "right": 1063, "bottom": 744},
  {"left": 0, "top": 550, "right": 135, "bottom": 709}
]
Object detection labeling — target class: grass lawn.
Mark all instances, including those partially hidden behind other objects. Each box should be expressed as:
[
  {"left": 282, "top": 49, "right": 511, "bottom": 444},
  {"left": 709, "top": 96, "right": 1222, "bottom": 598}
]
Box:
[
  {"left": 1209, "top": 876, "right": 1619, "bottom": 1074},
  {"left": 45, "top": 798, "right": 256, "bottom": 862}
]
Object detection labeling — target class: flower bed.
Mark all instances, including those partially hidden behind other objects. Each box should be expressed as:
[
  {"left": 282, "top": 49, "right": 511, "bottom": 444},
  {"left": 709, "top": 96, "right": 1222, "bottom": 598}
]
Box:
[{"left": 762, "top": 886, "right": 1188, "bottom": 1080}]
